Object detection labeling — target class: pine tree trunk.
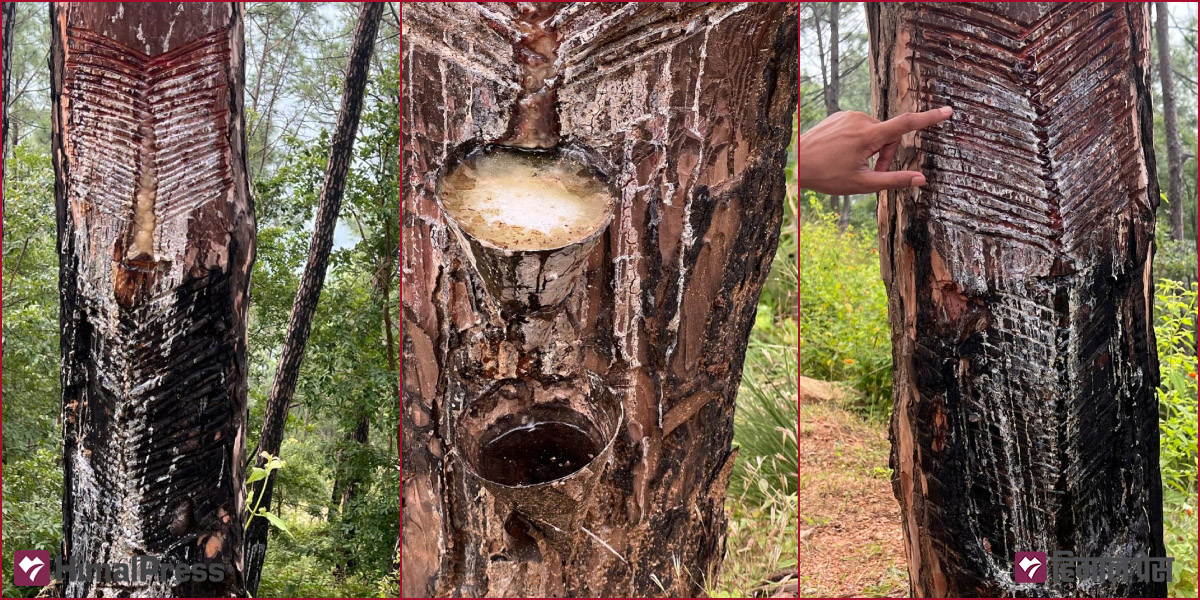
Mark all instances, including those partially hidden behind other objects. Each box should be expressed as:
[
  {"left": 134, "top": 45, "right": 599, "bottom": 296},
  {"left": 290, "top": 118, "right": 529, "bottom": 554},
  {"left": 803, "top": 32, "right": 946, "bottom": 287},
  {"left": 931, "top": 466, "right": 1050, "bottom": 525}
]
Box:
[
  {"left": 868, "top": 3, "right": 1165, "bottom": 597},
  {"left": 51, "top": 3, "right": 254, "bottom": 596},
  {"left": 2, "top": 2, "right": 13, "bottom": 162},
  {"left": 1155, "top": 2, "right": 1185, "bottom": 241},
  {"left": 401, "top": 3, "right": 797, "bottom": 597},
  {"left": 242, "top": 3, "right": 382, "bottom": 595}
]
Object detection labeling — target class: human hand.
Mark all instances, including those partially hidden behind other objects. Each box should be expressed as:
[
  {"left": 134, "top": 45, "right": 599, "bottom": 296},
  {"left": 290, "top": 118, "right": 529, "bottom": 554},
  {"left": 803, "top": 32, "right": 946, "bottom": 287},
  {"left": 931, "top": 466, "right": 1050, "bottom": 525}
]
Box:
[{"left": 798, "top": 107, "right": 953, "bottom": 195}]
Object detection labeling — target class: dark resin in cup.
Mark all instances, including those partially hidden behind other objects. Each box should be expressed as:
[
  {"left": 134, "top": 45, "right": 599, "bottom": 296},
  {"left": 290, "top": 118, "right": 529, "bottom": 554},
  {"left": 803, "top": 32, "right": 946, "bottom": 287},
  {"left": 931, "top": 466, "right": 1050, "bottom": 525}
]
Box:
[{"left": 477, "top": 421, "right": 599, "bottom": 486}]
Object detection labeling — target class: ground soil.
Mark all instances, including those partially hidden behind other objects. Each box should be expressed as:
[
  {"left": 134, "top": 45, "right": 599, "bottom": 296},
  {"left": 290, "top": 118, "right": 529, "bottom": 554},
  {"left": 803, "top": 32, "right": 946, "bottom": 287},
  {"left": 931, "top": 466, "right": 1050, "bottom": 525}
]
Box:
[{"left": 796, "top": 394, "right": 908, "bottom": 598}]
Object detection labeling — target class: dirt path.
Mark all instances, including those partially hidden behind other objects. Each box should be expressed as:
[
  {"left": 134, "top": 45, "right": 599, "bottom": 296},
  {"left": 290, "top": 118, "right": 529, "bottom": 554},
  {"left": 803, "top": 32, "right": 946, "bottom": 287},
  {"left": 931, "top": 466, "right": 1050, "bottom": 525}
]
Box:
[{"left": 796, "top": 397, "right": 908, "bottom": 598}]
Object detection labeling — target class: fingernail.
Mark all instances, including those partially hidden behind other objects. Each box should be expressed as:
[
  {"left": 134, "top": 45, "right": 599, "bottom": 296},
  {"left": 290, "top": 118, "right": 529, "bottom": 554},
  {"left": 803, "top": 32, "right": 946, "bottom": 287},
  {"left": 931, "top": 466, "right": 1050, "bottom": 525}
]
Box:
[
  {"left": 940, "top": 106, "right": 953, "bottom": 117},
  {"left": 911, "top": 174, "right": 926, "bottom": 186}
]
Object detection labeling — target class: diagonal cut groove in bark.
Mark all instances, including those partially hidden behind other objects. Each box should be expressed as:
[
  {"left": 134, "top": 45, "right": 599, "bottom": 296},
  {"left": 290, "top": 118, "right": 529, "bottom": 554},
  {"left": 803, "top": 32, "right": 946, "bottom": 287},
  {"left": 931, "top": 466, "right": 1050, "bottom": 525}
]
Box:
[
  {"left": 52, "top": 3, "right": 254, "bottom": 596},
  {"left": 870, "top": 3, "right": 1164, "bottom": 597}
]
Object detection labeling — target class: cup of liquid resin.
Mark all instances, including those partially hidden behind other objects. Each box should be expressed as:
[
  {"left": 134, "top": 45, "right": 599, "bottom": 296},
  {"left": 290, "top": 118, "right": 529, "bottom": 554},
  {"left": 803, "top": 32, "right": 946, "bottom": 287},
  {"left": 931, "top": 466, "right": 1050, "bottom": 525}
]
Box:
[
  {"left": 456, "top": 377, "right": 622, "bottom": 540},
  {"left": 436, "top": 142, "right": 616, "bottom": 313}
]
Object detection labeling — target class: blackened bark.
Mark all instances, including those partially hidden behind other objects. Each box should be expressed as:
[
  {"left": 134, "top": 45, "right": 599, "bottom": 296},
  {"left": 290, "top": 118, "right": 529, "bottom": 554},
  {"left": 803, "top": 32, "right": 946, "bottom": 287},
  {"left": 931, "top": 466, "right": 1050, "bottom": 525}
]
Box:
[
  {"left": 52, "top": 2, "right": 254, "bottom": 596},
  {"left": 2, "top": 2, "right": 13, "bottom": 162},
  {"left": 242, "top": 3, "right": 382, "bottom": 595},
  {"left": 402, "top": 3, "right": 797, "bottom": 597},
  {"left": 869, "top": 3, "right": 1165, "bottom": 597},
  {"left": 1155, "top": 2, "right": 1185, "bottom": 241}
]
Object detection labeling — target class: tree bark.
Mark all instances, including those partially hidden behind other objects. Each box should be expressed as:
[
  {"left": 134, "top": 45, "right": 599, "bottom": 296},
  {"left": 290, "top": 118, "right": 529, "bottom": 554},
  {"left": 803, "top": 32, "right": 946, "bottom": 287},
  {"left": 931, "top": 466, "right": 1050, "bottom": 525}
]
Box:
[
  {"left": 1155, "top": 2, "right": 1185, "bottom": 241},
  {"left": 825, "top": 2, "right": 841, "bottom": 116},
  {"left": 2, "top": 2, "right": 13, "bottom": 163},
  {"left": 51, "top": 3, "right": 254, "bottom": 596},
  {"left": 401, "top": 3, "right": 797, "bottom": 597},
  {"left": 869, "top": 3, "right": 1165, "bottom": 597},
  {"left": 242, "top": 3, "right": 382, "bottom": 595}
]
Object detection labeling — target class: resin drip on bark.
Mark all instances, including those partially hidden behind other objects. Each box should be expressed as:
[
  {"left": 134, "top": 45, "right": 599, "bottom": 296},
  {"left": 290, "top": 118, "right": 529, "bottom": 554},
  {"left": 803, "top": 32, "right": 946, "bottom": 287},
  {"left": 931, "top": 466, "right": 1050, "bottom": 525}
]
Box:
[
  {"left": 52, "top": 3, "right": 254, "bottom": 596},
  {"left": 500, "top": 2, "right": 561, "bottom": 148},
  {"left": 868, "top": 3, "right": 1164, "bottom": 597},
  {"left": 403, "top": 3, "right": 797, "bottom": 596}
]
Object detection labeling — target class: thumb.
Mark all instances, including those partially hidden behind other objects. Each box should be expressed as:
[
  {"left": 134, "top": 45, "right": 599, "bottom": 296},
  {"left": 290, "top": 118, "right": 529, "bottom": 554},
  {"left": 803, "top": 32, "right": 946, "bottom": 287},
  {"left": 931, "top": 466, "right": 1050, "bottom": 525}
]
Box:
[{"left": 856, "top": 170, "right": 927, "bottom": 192}]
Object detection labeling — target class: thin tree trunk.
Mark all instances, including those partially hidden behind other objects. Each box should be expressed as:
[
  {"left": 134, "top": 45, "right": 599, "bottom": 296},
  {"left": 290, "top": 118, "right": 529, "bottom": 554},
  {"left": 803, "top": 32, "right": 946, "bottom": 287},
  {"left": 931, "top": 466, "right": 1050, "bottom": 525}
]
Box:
[
  {"left": 826, "top": 2, "right": 841, "bottom": 115},
  {"left": 242, "top": 3, "right": 382, "bottom": 595},
  {"left": 2, "top": 2, "right": 13, "bottom": 164},
  {"left": 402, "top": 3, "right": 797, "bottom": 597},
  {"left": 826, "top": 4, "right": 849, "bottom": 230},
  {"left": 1156, "top": 2, "right": 1185, "bottom": 241},
  {"left": 869, "top": 3, "right": 1165, "bottom": 597},
  {"left": 814, "top": 3, "right": 844, "bottom": 220},
  {"left": 51, "top": 3, "right": 254, "bottom": 596}
]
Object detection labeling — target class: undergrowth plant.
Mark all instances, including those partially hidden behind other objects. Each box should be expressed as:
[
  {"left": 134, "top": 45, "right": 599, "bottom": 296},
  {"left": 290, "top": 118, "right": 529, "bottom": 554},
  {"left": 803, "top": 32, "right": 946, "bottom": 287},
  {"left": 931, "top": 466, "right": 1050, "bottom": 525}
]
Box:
[
  {"left": 797, "top": 192, "right": 892, "bottom": 417},
  {"left": 1155, "top": 278, "right": 1198, "bottom": 598}
]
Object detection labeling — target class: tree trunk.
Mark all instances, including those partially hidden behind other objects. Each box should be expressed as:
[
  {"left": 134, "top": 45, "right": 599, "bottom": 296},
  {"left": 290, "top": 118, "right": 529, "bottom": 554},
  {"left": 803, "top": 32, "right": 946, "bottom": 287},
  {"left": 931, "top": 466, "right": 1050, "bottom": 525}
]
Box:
[
  {"left": 826, "top": 2, "right": 841, "bottom": 115},
  {"left": 243, "top": 3, "right": 382, "bottom": 595},
  {"left": 401, "top": 3, "right": 797, "bottom": 597},
  {"left": 1155, "top": 2, "right": 1185, "bottom": 241},
  {"left": 2, "top": 2, "right": 13, "bottom": 163},
  {"left": 818, "top": 3, "right": 846, "bottom": 228},
  {"left": 869, "top": 3, "right": 1165, "bottom": 597},
  {"left": 51, "top": 3, "right": 254, "bottom": 596}
]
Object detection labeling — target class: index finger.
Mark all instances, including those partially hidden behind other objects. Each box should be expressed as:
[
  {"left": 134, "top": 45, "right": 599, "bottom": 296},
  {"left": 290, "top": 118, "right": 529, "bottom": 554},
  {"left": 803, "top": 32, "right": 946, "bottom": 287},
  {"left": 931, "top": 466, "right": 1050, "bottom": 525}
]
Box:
[{"left": 874, "top": 107, "right": 953, "bottom": 141}]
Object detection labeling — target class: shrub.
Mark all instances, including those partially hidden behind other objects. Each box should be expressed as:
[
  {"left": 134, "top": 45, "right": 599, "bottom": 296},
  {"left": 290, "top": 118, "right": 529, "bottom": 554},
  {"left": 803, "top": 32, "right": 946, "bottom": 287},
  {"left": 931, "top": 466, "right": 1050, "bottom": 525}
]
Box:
[
  {"left": 797, "top": 192, "right": 892, "bottom": 416},
  {"left": 1155, "top": 279, "right": 1198, "bottom": 598}
]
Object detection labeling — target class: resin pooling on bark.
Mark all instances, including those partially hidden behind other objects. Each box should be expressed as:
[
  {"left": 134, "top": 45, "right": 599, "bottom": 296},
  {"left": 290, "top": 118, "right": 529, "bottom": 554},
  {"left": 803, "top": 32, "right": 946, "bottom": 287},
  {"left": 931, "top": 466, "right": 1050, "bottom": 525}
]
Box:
[
  {"left": 437, "top": 142, "right": 615, "bottom": 313},
  {"left": 440, "top": 150, "right": 612, "bottom": 251}
]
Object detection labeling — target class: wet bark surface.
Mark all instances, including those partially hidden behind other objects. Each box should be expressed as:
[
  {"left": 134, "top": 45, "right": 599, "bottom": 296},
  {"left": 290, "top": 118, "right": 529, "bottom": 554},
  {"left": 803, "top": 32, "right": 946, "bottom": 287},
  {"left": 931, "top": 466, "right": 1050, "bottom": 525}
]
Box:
[
  {"left": 401, "top": 3, "right": 797, "bottom": 597},
  {"left": 868, "top": 3, "right": 1164, "bottom": 597},
  {"left": 241, "top": 4, "right": 382, "bottom": 594},
  {"left": 51, "top": 3, "right": 254, "bottom": 596}
]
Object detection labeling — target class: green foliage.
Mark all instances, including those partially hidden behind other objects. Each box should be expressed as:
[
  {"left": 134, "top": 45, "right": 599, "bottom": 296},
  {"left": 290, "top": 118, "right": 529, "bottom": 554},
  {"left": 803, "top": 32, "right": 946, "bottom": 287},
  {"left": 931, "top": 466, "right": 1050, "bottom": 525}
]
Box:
[
  {"left": 2, "top": 143, "right": 64, "bottom": 599},
  {"left": 730, "top": 325, "right": 799, "bottom": 504},
  {"left": 797, "top": 192, "right": 892, "bottom": 416},
  {"left": 1156, "top": 234, "right": 1199, "bottom": 285},
  {"left": 2, "top": 448, "right": 63, "bottom": 599},
  {"left": 246, "top": 453, "right": 292, "bottom": 537},
  {"left": 1155, "top": 279, "right": 1198, "bottom": 598}
]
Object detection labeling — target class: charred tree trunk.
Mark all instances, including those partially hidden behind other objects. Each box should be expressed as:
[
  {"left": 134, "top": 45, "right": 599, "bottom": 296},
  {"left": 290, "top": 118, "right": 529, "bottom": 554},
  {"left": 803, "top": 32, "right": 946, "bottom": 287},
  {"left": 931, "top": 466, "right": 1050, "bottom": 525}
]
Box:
[
  {"left": 243, "top": 3, "right": 382, "bottom": 594},
  {"left": 1155, "top": 2, "right": 1185, "bottom": 242},
  {"left": 869, "top": 3, "right": 1164, "bottom": 597},
  {"left": 51, "top": 3, "right": 254, "bottom": 596},
  {"left": 2, "top": 2, "right": 13, "bottom": 163},
  {"left": 402, "top": 3, "right": 797, "bottom": 597}
]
